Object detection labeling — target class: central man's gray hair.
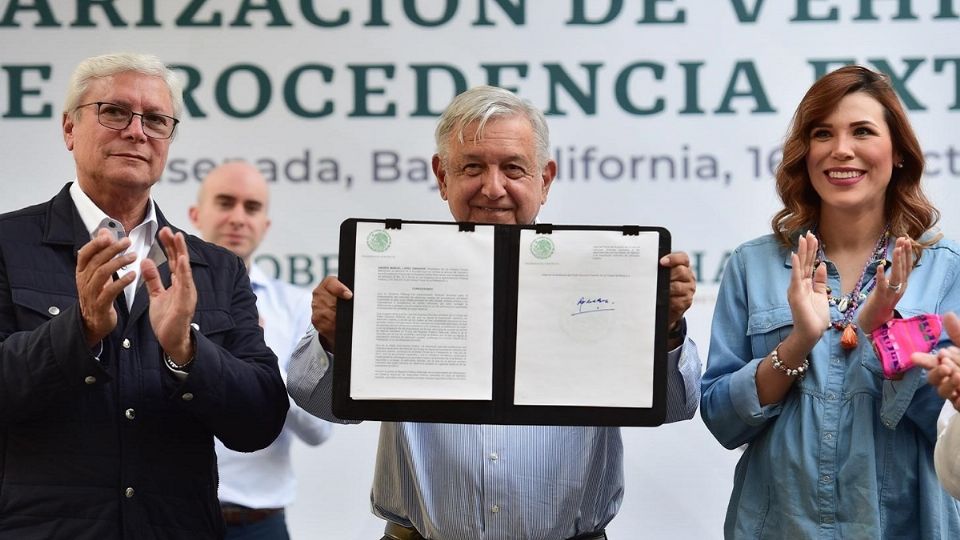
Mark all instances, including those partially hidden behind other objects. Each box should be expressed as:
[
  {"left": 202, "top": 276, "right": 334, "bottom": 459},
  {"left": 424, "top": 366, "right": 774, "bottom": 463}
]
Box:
[{"left": 435, "top": 86, "right": 550, "bottom": 168}]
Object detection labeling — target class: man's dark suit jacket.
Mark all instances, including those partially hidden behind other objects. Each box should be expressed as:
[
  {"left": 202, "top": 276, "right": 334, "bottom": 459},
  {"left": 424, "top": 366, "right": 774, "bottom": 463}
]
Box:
[{"left": 0, "top": 183, "right": 289, "bottom": 539}]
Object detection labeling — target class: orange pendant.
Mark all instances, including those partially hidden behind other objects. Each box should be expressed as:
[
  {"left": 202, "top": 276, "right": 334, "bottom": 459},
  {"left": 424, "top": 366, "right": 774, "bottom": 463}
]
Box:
[{"left": 840, "top": 325, "right": 858, "bottom": 350}]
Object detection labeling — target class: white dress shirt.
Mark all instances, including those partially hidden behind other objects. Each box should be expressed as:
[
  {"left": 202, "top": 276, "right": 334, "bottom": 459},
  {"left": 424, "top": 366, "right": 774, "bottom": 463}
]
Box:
[
  {"left": 216, "top": 265, "right": 332, "bottom": 509},
  {"left": 70, "top": 181, "right": 156, "bottom": 311}
]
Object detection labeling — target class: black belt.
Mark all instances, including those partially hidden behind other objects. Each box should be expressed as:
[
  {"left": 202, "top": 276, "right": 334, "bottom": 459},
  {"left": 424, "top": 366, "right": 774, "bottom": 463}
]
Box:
[
  {"left": 220, "top": 504, "right": 283, "bottom": 526},
  {"left": 383, "top": 522, "right": 606, "bottom": 540}
]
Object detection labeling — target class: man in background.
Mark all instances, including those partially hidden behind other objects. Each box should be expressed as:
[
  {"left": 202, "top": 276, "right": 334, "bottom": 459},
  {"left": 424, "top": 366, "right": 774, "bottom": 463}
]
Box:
[{"left": 191, "top": 161, "right": 332, "bottom": 539}]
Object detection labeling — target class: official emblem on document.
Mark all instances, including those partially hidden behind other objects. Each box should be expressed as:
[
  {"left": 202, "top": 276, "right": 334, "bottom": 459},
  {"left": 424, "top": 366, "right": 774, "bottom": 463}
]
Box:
[
  {"left": 366, "top": 229, "right": 391, "bottom": 252},
  {"left": 530, "top": 236, "right": 555, "bottom": 259}
]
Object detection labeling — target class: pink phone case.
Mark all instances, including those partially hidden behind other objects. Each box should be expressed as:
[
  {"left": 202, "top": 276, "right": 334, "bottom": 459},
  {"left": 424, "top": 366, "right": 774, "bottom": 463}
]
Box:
[{"left": 868, "top": 314, "right": 942, "bottom": 379}]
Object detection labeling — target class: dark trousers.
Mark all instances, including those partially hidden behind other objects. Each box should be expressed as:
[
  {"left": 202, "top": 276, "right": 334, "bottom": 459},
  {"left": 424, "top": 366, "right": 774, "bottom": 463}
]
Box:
[{"left": 225, "top": 509, "right": 289, "bottom": 540}]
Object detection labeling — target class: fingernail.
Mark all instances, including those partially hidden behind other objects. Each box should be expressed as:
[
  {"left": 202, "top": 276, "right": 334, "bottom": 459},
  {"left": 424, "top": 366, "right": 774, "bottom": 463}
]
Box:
[{"left": 660, "top": 255, "right": 669, "bottom": 264}]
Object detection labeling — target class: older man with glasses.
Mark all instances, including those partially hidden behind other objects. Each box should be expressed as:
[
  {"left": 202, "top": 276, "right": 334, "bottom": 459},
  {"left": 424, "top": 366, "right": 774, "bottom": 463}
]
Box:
[{"left": 0, "top": 53, "right": 289, "bottom": 539}]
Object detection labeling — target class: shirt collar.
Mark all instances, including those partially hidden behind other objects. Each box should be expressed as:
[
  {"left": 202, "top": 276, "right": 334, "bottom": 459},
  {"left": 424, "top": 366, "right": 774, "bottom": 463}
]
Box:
[
  {"left": 248, "top": 261, "right": 269, "bottom": 291},
  {"left": 69, "top": 180, "right": 158, "bottom": 239}
]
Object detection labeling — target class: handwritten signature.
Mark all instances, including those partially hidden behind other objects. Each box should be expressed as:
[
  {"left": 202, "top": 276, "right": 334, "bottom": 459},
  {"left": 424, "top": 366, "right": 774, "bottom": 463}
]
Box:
[{"left": 572, "top": 296, "right": 616, "bottom": 316}]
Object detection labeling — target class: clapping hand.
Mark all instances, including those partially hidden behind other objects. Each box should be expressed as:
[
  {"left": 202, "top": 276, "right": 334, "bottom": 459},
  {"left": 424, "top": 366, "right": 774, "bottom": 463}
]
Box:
[
  {"left": 859, "top": 236, "right": 913, "bottom": 334},
  {"left": 76, "top": 229, "right": 137, "bottom": 347},
  {"left": 912, "top": 312, "right": 960, "bottom": 411},
  {"left": 141, "top": 227, "right": 197, "bottom": 365},
  {"left": 787, "top": 232, "right": 830, "bottom": 349}
]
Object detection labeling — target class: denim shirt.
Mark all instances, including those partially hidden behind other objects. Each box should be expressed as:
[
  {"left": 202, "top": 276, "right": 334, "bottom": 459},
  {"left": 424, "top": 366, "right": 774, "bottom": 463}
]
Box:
[{"left": 702, "top": 234, "right": 960, "bottom": 539}]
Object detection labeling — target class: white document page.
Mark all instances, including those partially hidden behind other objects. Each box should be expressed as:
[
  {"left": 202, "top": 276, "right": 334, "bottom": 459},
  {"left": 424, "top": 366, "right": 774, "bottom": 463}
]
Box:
[
  {"left": 349, "top": 222, "right": 495, "bottom": 400},
  {"left": 513, "top": 230, "right": 660, "bottom": 407}
]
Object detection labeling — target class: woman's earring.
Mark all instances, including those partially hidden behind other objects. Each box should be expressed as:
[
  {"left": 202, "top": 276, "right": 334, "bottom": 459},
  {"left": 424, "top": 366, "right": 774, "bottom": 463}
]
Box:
[{"left": 895, "top": 161, "right": 904, "bottom": 169}]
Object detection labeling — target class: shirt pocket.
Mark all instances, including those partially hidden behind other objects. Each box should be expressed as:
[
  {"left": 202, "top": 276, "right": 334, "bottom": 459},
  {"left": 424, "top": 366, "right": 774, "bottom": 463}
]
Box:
[
  {"left": 10, "top": 287, "right": 75, "bottom": 330},
  {"left": 190, "top": 308, "right": 235, "bottom": 347},
  {"left": 746, "top": 306, "right": 794, "bottom": 360},
  {"left": 858, "top": 340, "right": 885, "bottom": 379}
]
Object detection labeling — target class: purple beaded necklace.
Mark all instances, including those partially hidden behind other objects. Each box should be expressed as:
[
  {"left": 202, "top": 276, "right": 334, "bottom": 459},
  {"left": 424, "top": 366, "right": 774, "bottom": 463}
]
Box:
[{"left": 813, "top": 226, "right": 890, "bottom": 350}]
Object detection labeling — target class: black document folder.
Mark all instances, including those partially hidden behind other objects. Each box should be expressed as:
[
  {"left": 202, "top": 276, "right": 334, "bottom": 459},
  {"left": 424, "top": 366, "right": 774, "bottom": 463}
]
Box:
[{"left": 332, "top": 218, "right": 673, "bottom": 426}]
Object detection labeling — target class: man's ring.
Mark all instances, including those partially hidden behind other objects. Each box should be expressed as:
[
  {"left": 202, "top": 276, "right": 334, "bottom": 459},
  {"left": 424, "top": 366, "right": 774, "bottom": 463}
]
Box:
[{"left": 888, "top": 282, "right": 903, "bottom": 293}]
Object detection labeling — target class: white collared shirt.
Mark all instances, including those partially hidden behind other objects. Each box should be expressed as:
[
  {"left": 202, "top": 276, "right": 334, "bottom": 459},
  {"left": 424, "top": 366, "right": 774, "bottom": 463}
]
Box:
[
  {"left": 70, "top": 181, "right": 158, "bottom": 311},
  {"left": 215, "top": 264, "right": 332, "bottom": 508}
]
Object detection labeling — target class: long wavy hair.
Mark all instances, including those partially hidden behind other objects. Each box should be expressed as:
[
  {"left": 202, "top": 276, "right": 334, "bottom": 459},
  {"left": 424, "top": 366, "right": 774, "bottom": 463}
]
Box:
[{"left": 771, "top": 65, "right": 939, "bottom": 261}]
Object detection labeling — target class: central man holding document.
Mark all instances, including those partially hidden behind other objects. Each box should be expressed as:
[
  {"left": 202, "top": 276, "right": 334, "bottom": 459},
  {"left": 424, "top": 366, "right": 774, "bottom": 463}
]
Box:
[{"left": 288, "top": 86, "right": 702, "bottom": 540}]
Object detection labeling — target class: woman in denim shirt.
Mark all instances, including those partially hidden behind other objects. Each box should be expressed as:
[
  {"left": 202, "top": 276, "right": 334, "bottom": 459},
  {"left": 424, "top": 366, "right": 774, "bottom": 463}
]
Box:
[{"left": 702, "top": 65, "right": 960, "bottom": 539}]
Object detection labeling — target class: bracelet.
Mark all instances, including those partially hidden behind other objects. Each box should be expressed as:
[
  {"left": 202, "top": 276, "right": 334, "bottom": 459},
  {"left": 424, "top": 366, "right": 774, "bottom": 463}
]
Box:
[
  {"left": 164, "top": 351, "right": 194, "bottom": 372},
  {"left": 770, "top": 344, "right": 808, "bottom": 380}
]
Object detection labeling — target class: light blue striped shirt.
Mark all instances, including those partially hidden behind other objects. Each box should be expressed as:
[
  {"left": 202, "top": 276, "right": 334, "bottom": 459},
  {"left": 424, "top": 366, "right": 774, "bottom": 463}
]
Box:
[{"left": 288, "top": 327, "right": 700, "bottom": 540}]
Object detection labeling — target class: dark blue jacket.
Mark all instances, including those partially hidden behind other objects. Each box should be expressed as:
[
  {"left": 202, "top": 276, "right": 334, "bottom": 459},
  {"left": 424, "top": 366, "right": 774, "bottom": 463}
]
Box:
[{"left": 0, "top": 184, "right": 288, "bottom": 539}]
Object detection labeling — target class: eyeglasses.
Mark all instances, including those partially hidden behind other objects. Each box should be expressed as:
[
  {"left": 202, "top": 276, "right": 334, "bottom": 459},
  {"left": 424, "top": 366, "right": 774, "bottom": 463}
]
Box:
[{"left": 75, "top": 102, "right": 179, "bottom": 140}]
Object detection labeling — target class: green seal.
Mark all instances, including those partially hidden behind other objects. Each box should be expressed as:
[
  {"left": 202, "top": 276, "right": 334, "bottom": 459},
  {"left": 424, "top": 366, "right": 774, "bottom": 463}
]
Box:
[
  {"left": 366, "top": 229, "right": 391, "bottom": 252},
  {"left": 530, "top": 236, "right": 555, "bottom": 259}
]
